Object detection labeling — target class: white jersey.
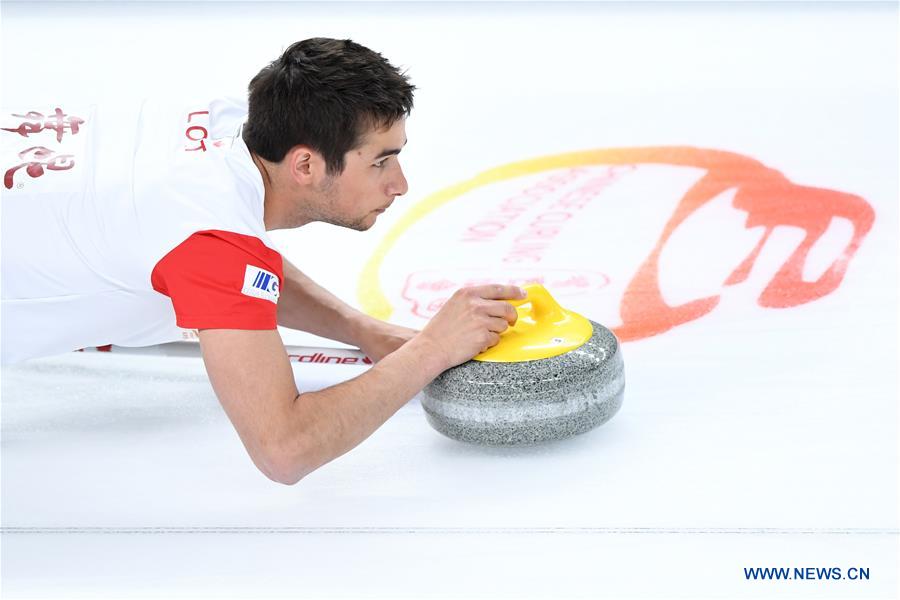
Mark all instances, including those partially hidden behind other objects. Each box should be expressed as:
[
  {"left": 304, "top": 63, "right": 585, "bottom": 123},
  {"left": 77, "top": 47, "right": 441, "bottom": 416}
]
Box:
[{"left": 1, "top": 97, "right": 284, "bottom": 364}]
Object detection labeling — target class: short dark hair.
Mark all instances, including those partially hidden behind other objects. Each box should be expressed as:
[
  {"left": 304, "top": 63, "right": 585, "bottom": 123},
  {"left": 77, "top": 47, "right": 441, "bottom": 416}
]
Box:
[{"left": 243, "top": 38, "right": 416, "bottom": 176}]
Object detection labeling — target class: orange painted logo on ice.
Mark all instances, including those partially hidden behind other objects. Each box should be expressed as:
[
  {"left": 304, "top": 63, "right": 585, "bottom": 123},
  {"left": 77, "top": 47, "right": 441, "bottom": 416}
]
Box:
[{"left": 360, "top": 146, "right": 874, "bottom": 342}]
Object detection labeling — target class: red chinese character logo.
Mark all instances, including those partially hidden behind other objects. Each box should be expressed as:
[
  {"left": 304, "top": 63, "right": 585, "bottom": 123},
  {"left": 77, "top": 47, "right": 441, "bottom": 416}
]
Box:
[
  {"left": 2, "top": 108, "right": 84, "bottom": 143},
  {"left": 4, "top": 146, "right": 75, "bottom": 189}
]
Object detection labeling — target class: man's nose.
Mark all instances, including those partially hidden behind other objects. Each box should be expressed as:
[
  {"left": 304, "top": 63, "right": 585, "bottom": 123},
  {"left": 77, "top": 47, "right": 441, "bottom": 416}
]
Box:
[{"left": 389, "top": 165, "right": 409, "bottom": 197}]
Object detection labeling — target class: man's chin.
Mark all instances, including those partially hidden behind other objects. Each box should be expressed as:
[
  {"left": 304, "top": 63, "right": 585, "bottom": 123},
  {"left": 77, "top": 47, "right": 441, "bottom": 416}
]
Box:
[
  {"left": 316, "top": 213, "right": 375, "bottom": 232},
  {"left": 340, "top": 216, "right": 376, "bottom": 232}
]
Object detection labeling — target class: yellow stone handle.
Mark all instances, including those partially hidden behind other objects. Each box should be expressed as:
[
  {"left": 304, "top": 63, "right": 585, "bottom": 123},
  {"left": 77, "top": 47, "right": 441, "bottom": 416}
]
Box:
[
  {"left": 473, "top": 282, "right": 593, "bottom": 362},
  {"left": 508, "top": 283, "right": 565, "bottom": 323}
]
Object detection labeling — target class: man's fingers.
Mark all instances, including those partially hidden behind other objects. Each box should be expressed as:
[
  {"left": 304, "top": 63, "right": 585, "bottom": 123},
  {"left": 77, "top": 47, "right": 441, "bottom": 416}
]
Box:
[
  {"left": 486, "top": 315, "right": 512, "bottom": 334},
  {"left": 483, "top": 299, "right": 519, "bottom": 325},
  {"left": 469, "top": 284, "right": 527, "bottom": 300}
]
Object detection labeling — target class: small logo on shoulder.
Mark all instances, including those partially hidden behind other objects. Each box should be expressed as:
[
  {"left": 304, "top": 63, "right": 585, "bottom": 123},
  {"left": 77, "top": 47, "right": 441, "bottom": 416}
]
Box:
[{"left": 242, "top": 265, "right": 280, "bottom": 304}]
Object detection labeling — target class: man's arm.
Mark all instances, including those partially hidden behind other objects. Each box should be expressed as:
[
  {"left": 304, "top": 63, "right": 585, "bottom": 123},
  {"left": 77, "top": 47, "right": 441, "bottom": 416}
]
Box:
[
  {"left": 275, "top": 256, "right": 419, "bottom": 361},
  {"left": 275, "top": 256, "right": 373, "bottom": 346},
  {"left": 199, "top": 284, "right": 523, "bottom": 485},
  {"left": 199, "top": 327, "right": 447, "bottom": 485}
]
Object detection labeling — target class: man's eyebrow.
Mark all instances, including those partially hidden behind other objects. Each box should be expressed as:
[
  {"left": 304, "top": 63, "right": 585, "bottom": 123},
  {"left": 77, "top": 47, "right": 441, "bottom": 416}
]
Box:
[{"left": 374, "top": 138, "right": 408, "bottom": 160}]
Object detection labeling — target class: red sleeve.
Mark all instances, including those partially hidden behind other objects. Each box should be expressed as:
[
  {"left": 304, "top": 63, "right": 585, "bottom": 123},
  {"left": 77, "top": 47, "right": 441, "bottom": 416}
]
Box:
[{"left": 150, "top": 230, "right": 284, "bottom": 330}]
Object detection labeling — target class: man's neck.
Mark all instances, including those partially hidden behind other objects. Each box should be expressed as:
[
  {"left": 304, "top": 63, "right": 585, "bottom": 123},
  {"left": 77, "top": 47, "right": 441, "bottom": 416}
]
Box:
[
  {"left": 252, "top": 153, "right": 280, "bottom": 231},
  {"left": 252, "top": 152, "right": 314, "bottom": 231}
]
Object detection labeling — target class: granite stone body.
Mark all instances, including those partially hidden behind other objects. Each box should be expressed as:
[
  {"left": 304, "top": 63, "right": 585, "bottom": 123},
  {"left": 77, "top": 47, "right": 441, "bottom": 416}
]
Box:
[{"left": 421, "top": 320, "right": 624, "bottom": 445}]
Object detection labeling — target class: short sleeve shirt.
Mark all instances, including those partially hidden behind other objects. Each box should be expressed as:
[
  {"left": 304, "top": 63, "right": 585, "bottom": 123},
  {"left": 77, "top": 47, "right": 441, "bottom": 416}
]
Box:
[{"left": 1, "top": 96, "right": 282, "bottom": 364}]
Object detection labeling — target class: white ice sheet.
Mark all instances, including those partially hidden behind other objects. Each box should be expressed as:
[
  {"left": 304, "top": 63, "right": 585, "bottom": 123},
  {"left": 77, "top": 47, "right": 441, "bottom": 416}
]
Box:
[{"left": 1, "top": 2, "right": 897, "bottom": 599}]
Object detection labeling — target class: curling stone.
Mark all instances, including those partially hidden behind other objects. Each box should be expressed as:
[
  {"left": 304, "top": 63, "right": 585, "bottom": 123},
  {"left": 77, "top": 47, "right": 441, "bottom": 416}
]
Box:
[{"left": 421, "top": 283, "right": 624, "bottom": 446}]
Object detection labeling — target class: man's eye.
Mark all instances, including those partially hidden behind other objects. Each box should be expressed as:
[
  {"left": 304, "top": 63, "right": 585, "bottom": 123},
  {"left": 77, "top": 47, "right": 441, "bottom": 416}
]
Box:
[{"left": 374, "top": 160, "right": 387, "bottom": 169}]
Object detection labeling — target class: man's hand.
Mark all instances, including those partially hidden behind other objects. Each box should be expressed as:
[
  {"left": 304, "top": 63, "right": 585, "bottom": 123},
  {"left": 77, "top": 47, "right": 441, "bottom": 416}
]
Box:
[
  {"left": 355, "top": 319, "right": 419, "bottom": 363},
  {"left": 416, "top": 285, "right": 526, "bottom": 368}
]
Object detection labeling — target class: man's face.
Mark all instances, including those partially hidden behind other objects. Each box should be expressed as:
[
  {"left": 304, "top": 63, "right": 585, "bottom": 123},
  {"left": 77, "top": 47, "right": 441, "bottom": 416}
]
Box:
[{"left": 310, "top": 118, "right": 409, "bottom": 231}]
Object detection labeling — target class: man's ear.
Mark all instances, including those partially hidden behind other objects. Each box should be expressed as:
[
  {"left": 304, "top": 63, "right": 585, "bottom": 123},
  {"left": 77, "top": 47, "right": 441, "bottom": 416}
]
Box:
[{"left": 286, "top": 146, "right": 315, "bottom": 184}]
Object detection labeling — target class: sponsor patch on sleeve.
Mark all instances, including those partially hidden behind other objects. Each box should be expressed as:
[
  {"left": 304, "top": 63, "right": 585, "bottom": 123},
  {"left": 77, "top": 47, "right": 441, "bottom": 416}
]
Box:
[{"left": 241, "top": 265, "right": 280, "bottom": 304}]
